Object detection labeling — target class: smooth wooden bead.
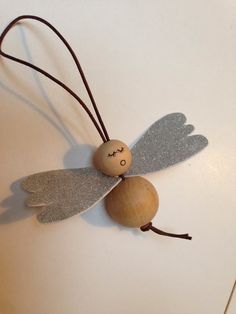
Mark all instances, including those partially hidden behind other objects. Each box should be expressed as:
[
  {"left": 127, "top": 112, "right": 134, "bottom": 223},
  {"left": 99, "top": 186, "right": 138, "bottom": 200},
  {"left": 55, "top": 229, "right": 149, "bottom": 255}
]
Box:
[
  {"left": 105, "top": 176, "right": 159, "bottom": 227},
  {"left": 93, "top": 140, "right": 132, "bottom": 176}
]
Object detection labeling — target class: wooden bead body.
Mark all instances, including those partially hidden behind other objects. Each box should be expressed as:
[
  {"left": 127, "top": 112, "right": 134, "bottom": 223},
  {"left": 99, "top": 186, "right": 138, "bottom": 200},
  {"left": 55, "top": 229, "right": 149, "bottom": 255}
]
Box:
[{"left": 105, "top": 176, "right": 159, "bottom": 227}]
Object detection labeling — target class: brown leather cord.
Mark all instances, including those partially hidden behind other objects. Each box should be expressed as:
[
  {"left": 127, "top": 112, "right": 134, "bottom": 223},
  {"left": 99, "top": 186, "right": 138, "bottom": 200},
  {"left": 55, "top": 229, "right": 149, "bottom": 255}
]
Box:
[
  {"left": 119, "top": 174, "right": 125, "bottom": 180},
  {"left": 0, "top": 15, "right": 110, "bottom": 143},
  {"left": 140, "top": 222, "right": 192, "bottom": 240}
]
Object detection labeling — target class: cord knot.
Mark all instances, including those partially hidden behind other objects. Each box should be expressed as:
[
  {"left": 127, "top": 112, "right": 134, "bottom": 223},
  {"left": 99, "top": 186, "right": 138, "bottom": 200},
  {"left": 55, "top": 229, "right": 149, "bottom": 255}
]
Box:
[
  {"left": 140, "top": 222, "right": 152, "bottom": 232},
  {"left": 140, "top": 221, "right": 192, "bottom": 240}
]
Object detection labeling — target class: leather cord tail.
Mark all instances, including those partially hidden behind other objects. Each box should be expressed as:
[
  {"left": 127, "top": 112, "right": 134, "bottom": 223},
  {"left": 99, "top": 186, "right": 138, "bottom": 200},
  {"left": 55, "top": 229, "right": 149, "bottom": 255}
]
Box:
[{"left": 140, "top": 222, "right": 192, "bottom": 240}]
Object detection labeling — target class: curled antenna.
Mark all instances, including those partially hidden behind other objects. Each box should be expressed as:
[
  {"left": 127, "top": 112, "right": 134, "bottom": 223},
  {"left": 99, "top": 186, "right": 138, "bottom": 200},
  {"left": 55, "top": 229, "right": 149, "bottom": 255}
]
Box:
[{"left": 0, "top": 15, "right": 110, "bottom": 143}]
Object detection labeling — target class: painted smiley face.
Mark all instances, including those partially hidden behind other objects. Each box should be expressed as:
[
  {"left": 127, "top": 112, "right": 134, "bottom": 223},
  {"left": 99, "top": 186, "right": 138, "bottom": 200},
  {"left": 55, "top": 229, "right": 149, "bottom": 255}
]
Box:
[{"left": 93, "top": 139, "right": 132, "bottom": 176}]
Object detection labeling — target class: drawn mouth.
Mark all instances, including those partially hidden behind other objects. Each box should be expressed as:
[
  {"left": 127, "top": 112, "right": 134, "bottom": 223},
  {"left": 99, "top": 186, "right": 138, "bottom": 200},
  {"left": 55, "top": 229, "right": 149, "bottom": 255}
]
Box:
[{"left": 120, "top": 159, "right": 126, "bottom": 166}]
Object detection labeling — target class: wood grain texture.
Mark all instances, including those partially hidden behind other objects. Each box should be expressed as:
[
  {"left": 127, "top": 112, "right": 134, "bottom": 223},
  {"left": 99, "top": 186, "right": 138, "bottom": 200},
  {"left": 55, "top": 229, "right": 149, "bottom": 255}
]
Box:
[
  {"left": 93, "top": 140, "right": 132, "bottom": 176},
  {"left": 105, "top": 176, "right": 159, "bottom": 227}
]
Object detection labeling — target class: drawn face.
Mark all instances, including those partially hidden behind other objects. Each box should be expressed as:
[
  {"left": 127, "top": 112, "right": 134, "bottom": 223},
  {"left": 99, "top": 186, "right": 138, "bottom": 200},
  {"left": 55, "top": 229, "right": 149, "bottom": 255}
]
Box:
[{"left": 93, "top": 139, "right": 132, "bottom": 176}]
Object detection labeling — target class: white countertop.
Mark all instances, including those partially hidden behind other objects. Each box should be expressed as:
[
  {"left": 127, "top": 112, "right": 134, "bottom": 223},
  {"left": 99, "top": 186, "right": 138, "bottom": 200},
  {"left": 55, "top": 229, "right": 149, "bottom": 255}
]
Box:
[{"left": 0, "top": 1, "right": 235, "bottom": 314}]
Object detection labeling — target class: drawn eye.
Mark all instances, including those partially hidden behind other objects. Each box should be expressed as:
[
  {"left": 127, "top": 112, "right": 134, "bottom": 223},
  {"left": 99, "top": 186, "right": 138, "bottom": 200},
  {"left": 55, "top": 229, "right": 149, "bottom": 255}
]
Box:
[
  {"left": 120, "top": 160, "right": 126, "bottom": 166},
  {"left": 107, "top": 152, "right": 116, "bottom": 157},
  {"left": 107, "top": 147, "right": 125, "bottom": 158}
]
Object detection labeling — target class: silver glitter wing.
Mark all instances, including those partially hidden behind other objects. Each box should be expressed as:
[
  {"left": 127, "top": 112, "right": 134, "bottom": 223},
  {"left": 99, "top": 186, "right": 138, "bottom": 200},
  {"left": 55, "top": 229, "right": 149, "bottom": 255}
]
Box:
[
  {"left": 127, "top": 112, "right": 208, "bottom": 176},
  {"left": 22, "top": 168, "right": 121, "bottom": 223}
]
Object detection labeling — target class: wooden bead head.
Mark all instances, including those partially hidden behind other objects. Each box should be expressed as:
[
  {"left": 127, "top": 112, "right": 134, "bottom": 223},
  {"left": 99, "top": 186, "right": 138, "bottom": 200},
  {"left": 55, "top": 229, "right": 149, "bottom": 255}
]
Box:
[
  {"left": 105, "top": 176, "right": 159, "bottom": 227},
  {"left": 94, "top": 140, "right": 132, "bottom": 176}
]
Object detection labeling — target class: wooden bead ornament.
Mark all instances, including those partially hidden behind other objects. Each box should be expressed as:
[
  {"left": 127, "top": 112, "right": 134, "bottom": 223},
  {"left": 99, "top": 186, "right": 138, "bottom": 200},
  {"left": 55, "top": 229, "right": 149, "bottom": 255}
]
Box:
[
  {"left": 93, "top": 140, "right": 132, "bottom": 176},
  {"left": 0, "top": 15, "right": 208, "bottom": 240},
  {"left": 105, "top": 176, "right": 158, "bottom": 227}
]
